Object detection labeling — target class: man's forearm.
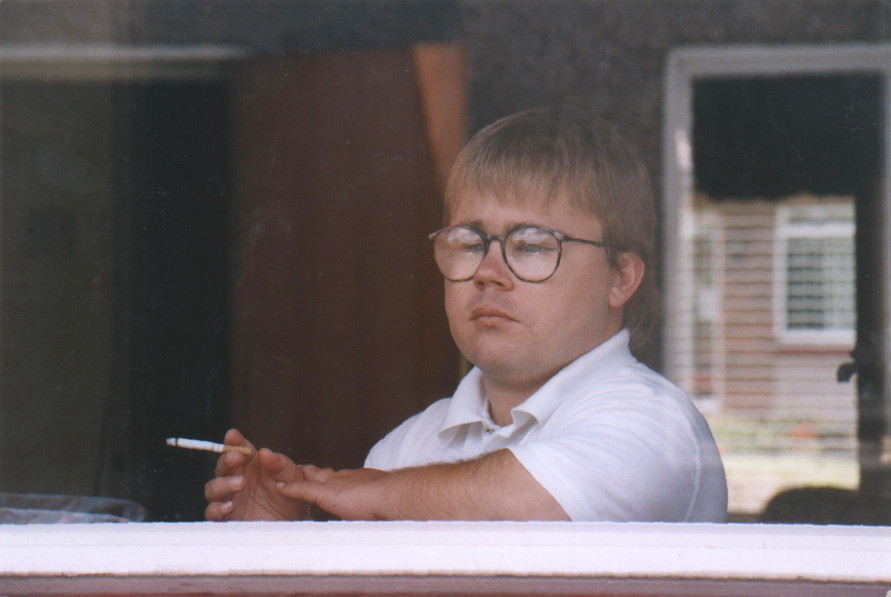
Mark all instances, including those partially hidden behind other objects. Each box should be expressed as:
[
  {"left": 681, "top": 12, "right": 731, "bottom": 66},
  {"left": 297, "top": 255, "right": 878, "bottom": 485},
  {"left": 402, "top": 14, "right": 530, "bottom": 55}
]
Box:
[
  {"left": 374, "top": 449, "right": 567, "bottom": 521},
  {"left": 278, "top": 449, "right": 569, "bottom": 521}
]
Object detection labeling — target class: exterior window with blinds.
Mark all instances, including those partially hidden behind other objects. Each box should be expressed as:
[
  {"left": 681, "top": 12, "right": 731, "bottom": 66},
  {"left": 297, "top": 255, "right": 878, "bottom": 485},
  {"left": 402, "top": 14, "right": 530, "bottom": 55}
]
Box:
[{"left": 776, "top": 202, "right": 855, "bottom": 344}]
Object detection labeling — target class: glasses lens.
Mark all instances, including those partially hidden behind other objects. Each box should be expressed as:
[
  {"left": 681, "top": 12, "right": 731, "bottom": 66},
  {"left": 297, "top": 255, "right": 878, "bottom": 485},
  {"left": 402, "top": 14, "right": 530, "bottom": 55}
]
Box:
[
  {"left": 433, "top": 226, "right": 486, "bottom": 281},
  {"left": 505, "top": 226, "right": 560, "bottom": 282}
]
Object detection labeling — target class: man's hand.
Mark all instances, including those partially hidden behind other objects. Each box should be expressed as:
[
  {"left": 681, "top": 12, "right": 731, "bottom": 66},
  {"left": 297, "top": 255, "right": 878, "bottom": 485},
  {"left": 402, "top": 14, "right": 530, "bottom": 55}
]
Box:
[
  {"left": 276, "top": 466, "right": 390, "bottom": 520},
  {"left": 275, "top": 450, "right": 569, "bottom": 521},
  {"left": 204, "top": 428, "right": 311, "bottom": 521}
]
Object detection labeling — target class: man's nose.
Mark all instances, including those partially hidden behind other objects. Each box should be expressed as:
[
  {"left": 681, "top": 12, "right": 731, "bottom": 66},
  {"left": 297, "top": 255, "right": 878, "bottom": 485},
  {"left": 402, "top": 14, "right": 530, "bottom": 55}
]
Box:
[{"left": 472, "top": 239, "right": 514, "bottom": 288}]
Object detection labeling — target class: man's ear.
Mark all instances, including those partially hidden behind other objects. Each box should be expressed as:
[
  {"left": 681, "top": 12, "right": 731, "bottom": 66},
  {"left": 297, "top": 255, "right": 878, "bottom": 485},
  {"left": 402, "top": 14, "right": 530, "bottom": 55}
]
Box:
[{"left": 608, "top": 252, "right": 645, "bottom": 309}]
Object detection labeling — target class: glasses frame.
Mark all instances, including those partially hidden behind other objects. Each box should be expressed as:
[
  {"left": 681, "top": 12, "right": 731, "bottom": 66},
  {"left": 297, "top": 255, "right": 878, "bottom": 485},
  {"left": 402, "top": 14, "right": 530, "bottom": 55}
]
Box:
[{"left": 428, "top": 224, "right": 610, "bottom": 283}]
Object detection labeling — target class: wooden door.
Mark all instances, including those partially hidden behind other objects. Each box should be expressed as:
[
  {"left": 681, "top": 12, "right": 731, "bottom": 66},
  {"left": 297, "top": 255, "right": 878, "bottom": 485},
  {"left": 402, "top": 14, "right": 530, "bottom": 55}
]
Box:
[{"left": 231, "top": 46, "right": 466, "bottom": 469}]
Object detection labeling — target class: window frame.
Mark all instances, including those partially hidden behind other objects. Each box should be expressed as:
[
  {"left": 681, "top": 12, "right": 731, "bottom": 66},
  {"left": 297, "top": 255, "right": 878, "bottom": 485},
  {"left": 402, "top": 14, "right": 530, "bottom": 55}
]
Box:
[
  {"left": 662, "top": 42, "right": 891, "bottom": 454},
  {"left": 0, "top": 41, "right": 889, "bottom": 597}
]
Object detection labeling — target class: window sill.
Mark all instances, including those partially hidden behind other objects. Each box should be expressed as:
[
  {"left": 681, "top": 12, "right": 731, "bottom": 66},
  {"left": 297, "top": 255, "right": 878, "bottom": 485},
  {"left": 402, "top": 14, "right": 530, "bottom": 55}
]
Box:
[{"left": 1, "top": 521, "right": 889, "bottom": 595}]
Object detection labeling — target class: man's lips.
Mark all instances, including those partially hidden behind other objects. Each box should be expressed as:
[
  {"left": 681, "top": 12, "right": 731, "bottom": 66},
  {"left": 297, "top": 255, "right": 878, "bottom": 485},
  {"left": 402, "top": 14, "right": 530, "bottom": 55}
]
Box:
[{"left": 470, "top": 306, "right": 517, "bottom": 322}]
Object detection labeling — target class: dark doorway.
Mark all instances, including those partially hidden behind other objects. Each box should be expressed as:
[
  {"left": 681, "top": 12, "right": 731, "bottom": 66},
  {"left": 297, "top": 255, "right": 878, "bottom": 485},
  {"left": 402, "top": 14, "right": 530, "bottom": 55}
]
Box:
[
  {"left": 106, "top": 80, "right": 234, "bottom": 521},
  {"left": 0, "top": 78, "right": 233, "bottom": 521}
]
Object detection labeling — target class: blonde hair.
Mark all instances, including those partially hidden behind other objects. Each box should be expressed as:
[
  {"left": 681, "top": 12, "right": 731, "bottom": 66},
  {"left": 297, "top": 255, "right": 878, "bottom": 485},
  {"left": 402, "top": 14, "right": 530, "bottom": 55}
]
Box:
[{"left": 444, "top": 106, "right": 657, "bottom": 354}]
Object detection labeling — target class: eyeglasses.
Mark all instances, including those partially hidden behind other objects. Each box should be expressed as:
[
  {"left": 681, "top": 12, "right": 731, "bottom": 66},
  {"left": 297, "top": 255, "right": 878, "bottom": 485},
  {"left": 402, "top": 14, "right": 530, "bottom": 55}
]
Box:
[{"left": 428, "top": 224, "right": 609, "bottom": 283}]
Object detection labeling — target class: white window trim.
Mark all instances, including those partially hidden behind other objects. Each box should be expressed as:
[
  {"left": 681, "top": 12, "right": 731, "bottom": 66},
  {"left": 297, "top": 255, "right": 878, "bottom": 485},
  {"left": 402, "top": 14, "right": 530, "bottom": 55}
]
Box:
[
  {"left": 773, "top": 201, "right": 856, "bottom": 347},
  {"left": 0, "top": 522, "right": 890, "bottom": 589},
  {"left": 662, "top": 42, "right": 891, "bottom": 429},
  {"left": 689, "top": 207, "right": 726, "bottom": 409}
]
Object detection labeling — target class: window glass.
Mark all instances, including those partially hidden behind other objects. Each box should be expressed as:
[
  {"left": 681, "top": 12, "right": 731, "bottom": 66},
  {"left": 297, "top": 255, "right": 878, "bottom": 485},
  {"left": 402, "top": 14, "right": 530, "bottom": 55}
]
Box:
[{"left": 683, "top": 196, "right": 859, "bottom": 519}]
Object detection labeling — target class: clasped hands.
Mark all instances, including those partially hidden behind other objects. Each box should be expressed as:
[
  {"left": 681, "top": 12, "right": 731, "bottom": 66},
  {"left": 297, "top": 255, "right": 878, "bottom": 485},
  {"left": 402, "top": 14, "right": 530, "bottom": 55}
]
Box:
[{"left": 204, "top": 429, "right": 388, "bottom": 521}]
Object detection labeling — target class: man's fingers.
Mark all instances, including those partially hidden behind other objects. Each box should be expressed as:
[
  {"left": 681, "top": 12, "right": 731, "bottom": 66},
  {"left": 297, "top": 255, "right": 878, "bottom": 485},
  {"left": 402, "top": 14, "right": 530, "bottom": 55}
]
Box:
[
  {"left": 214, "top": 448, "right": 251, "bottom": 476},
  {"left": 256, "top": 450, "right": 314, "bottom": 484},
  {"left": 205, "top": 500, "right": 235, "bottom": 522},
  {"left": 257, "top": 448, "right": 290, "bottom": 474},
  {"left": 299, "top": 465, "right": 334, "bottom": 482},
  {"left": 274, "top": 480, "right": 317, "bottom": 504},
  {"left": 224, "top": 428, "right": 254, "bottom": 449},
  {"left": 214, "top": 429, "right": 258, "bottom": 476},
  {"left": 204, "top": 475, "right": 245, "bottom": 503}
]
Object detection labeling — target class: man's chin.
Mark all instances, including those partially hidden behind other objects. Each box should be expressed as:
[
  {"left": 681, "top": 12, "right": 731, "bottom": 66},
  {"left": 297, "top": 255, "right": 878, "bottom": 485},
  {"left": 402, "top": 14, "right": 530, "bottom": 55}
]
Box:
[{"left": 465, "top": 350, "right": 527, "bottom": 378}]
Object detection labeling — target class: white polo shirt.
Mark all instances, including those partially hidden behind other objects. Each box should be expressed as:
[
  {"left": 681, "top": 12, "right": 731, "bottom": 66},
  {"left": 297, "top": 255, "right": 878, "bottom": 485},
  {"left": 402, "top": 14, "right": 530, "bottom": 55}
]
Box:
[{"left": 365, "top": 330, "right": 728, "bottom": 522}]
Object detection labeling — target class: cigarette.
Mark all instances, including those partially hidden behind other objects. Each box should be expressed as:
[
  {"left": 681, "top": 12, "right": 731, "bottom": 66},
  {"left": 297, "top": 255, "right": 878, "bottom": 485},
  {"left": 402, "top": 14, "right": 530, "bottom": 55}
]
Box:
[{"left": 165, "top": 437, "right": 253, "bottom": 457}]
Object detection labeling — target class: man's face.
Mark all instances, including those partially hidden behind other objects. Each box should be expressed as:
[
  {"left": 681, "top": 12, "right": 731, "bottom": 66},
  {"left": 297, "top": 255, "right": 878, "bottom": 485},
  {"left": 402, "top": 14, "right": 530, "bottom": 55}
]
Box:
[{"left": 444, "top": 191, "right": 639, "bottom": 390}]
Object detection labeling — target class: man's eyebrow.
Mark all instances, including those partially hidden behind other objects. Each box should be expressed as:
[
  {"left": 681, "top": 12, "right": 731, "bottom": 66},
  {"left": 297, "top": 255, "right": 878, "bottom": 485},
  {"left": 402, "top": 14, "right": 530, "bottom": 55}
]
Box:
[
  {"left": 456, "top": 219, "right": 485, "bottom": 230},
  {"left": 455, "top": 220, "right": 544, "bottom": 233}
]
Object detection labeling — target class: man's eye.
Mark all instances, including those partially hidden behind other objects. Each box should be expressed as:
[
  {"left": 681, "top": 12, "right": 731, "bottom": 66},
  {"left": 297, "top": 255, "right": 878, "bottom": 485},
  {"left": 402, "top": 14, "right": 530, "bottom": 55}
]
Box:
[
  {"left": 513, "top": 241, "right": 554, "bottom": 255},
  {"left": 458, "top": 241, "right": 485, "bottom": 254}
]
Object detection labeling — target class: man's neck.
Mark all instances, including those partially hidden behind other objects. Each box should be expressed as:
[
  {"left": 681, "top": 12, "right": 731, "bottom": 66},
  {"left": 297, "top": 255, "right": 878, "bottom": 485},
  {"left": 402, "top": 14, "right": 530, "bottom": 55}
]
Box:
[
  {"left": 478, "top": 329, "right": 624, "bottom": 426},
  {"left": 481, "top": 374, "right": 550, "bottom": 427}
]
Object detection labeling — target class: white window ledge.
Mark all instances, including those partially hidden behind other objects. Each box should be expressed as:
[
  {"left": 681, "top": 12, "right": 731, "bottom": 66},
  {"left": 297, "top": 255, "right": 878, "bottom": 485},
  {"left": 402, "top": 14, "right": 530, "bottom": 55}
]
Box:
[{"left": 1, "top": 521, "right": 889, "bottom": 594}]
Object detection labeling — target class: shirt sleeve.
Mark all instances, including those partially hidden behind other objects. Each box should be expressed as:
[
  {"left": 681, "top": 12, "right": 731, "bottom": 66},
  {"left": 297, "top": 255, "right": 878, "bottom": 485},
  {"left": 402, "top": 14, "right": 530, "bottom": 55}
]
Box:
[{"left": 508, "top": 392, "right": 709, "bottom": 522}]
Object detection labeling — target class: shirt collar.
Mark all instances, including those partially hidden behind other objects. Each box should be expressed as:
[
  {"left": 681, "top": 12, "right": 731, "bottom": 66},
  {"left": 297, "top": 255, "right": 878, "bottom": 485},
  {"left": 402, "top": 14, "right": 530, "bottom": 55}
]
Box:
[
  {"left": 438, "top": 329, "right": 636, "bottom": 437},
  {"left": 440, "top": 367, "right": 489, "bottom": 432}
]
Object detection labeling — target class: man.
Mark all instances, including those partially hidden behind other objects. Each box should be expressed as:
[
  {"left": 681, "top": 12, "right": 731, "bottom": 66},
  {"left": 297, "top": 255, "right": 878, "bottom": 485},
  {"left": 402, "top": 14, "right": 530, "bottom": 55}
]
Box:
[{"left": 205, "top": 106, "right": 727, "bottom": 522}]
